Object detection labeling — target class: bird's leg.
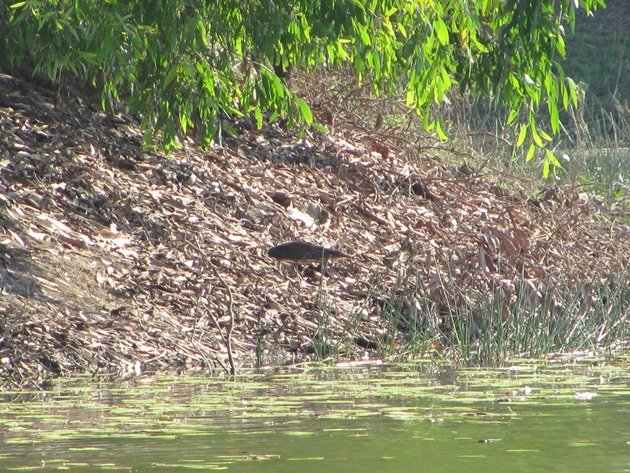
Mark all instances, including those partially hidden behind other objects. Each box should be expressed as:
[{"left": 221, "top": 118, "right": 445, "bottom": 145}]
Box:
[{"left": 318, "top": 258, "right": 330, "bottom": 277}]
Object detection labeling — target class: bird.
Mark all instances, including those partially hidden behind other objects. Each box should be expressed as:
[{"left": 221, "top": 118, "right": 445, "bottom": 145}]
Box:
[{"left": 267, "top": 242, "right": 347, "bottom": 263}]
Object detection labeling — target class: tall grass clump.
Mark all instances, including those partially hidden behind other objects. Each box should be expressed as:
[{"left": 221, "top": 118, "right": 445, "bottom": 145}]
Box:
[{"left": 374, "top": 272, "right": 628, "bottom": 366}]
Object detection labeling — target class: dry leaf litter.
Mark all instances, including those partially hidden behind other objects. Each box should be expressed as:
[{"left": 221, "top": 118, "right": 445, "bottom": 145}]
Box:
[{"left": 0, "top": 72, "right": 628, "bottom": 387}]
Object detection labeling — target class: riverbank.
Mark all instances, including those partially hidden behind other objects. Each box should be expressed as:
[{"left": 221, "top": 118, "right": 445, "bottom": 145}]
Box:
[{"left": 1, "top": 71, "right": 628, "bottom": 387}]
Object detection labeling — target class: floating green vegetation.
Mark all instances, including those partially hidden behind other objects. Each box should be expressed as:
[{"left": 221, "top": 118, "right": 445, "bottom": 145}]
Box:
[{"left": 0, "top": 360, "right": 627, "bottom": 472}]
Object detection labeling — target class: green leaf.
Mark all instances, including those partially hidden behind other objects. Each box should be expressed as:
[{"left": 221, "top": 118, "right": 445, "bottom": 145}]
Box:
[
  {"left": 385, "top": 7, "right": 397, "bottom": 17},
  {"left": 525, "top": 144, "right": 536, "bottom": 162},
  {"left": 542, "top": 158, "right": 550, "bottom": 178},
  {"left": 312, "top": 123, "right": 329, "bottom": 133},
  {"left": 566, "top": 77, "right": 579, "bottom": 108},
  {"left": 528, "top": 114, "right": 544, "bottom": 147},
  {"left": 555, "top": 34, "right": 566, "bottom": 56},
  {"left": 435, "top": 18, "right": 449, "bottom": 45},
  {"left": 327, "top": 43, "right": 336, "bottom": 62},
  {"left": 77, "top": 51, "right": 98, "bottom": 64},
  {"left": 254, "top": 106, "right": 263, "bottom": 129},
  {"left": 405, "top": 89, "right": 415, "bottom": 107},
  {"left": 162, "top": 64, "right": 178, "bottom": 89},
  {"left": 357, "top": 24, "right": 371, "bottom": 46},
  {"left": 561, "top": 83, "right": 569, "bottom": 109},
  {"left": 294, "top": 96, "right": 313, "bottom": 124},
  {"left": 538, "top": 128, "right": 552, "bottom": 142},
  {"left": 507, "top": 107, "right": 520, "bottom": 125},
  {"left": 516, "top": 124, "right": 527, "bottom": 147},
  {"left": 197, "top": 20, "right": 208, "bottom": 46},
  {"left": 530, "top": 125, "right": 543, "bottom": 147},
  {"left": 270, "top": 74, "right": 286, "bottom": 98},
  {"left": 435, "top": 118, "right": 448, "bottom": 141},
  {"left": 545, "top": 148, "right": 561, "bottom": 168}
]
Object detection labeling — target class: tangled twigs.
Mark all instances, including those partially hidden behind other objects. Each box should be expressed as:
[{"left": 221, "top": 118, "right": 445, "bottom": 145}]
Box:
[
  {"left": 190, "top": 237, "right": 236, "bottom": 375},
  {"left": 211, "top": 264, "right": 236, "bottom": 376}
]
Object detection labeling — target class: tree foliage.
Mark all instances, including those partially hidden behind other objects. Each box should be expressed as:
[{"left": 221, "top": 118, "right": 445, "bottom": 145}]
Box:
[{"left": 1, "top": 0, "right": 606, "bottom": 171}]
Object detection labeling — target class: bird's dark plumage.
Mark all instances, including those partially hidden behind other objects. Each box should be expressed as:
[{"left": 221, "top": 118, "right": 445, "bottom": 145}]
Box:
[{"left": 268, "top": 242, "right": 347, "bottom": 263}]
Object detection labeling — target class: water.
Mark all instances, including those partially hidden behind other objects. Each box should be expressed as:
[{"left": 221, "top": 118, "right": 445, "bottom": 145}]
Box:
[{"left": 1, "top": 360, "right": 628, "bottom": 472}]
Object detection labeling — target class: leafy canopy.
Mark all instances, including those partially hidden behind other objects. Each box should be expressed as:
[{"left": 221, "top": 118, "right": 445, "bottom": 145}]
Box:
[{"left": 2, "top": 0, "right": 605, "bottom": 173}]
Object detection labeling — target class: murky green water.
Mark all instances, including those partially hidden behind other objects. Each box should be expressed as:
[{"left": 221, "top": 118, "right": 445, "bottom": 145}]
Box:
[{"left": 1, "top": 359, "right": 628, "bottom": 472}]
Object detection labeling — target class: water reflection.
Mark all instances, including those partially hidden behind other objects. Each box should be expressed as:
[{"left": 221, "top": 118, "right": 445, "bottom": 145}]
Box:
[{"left": 0, "top": 359, "right": 627, "bottom": 472}]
